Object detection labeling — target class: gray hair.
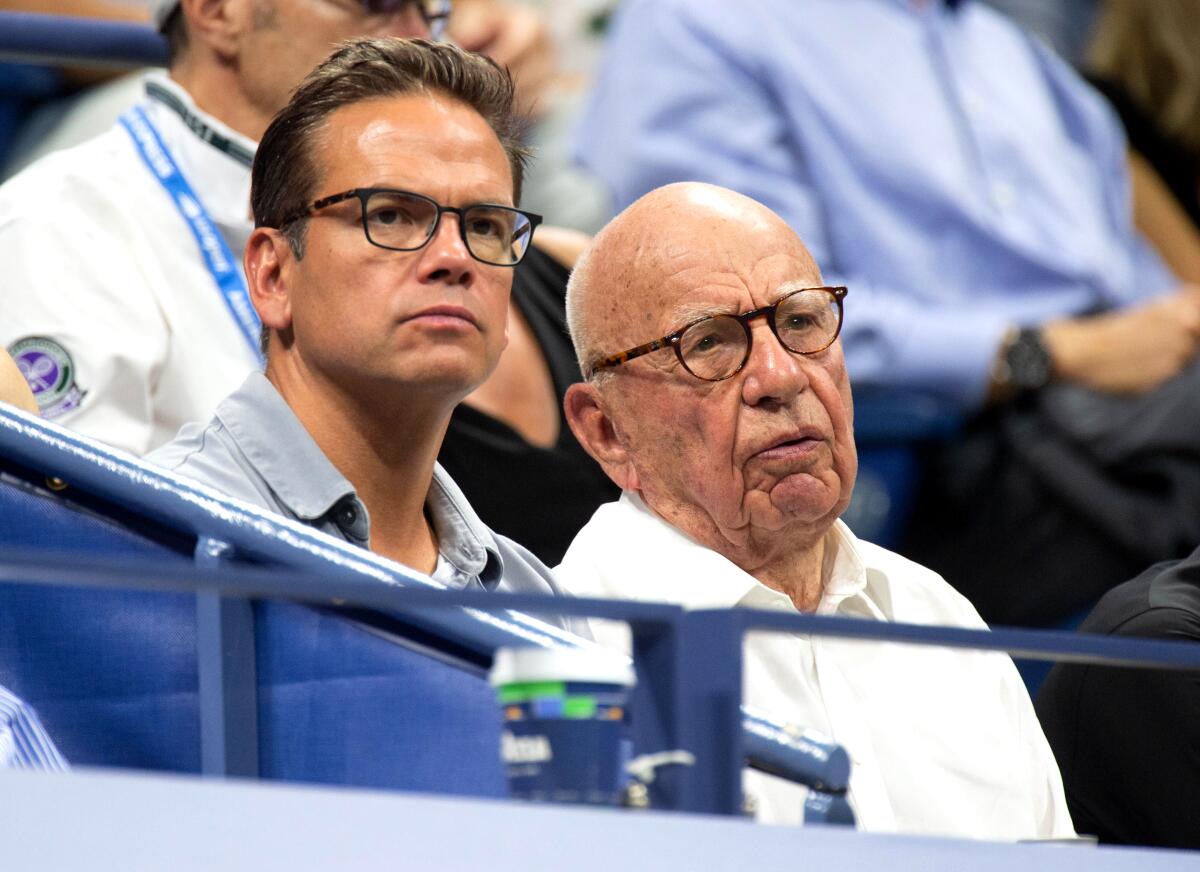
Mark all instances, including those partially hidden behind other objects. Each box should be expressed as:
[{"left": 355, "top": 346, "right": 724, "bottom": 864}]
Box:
[
  {"left": 564, "top": 240, "right": 620, "bottom": 387},
  {"left": 564, "top": 241, "right": 594, "bottom": 376}
]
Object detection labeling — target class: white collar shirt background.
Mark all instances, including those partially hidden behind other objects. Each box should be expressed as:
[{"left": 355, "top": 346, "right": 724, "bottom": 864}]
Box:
[
  {"left": 0, "top": 72, "right": 260, "bottom": 456},
  {"left": 556, "top": 492, "right": 1074, "bottom": 840}
]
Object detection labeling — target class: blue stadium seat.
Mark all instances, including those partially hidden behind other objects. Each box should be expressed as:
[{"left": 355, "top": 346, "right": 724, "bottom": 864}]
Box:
[{"left": 844, "top": 389, "right": 960, "bottom": 547}]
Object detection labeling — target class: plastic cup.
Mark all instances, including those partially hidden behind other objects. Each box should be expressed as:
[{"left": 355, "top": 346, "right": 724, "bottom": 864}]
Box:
[{"left": 489, "top": 646, "right": 636, "bottom": 806}]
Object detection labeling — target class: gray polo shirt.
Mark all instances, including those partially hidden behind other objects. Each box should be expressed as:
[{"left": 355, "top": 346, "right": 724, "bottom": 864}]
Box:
[{"left": 147, "top": 373, "right": 573, "bottom": 606}]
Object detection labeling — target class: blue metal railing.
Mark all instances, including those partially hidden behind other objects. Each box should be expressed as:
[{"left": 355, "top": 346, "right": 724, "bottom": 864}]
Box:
[{"left": 5, "top": 544, "right": 1200, "bottom": 815}]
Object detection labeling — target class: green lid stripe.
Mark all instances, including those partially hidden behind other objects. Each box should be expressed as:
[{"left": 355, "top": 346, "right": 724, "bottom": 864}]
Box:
[
  {"left": 563, "top": 696, "right": 597, "bottom": 719},
  {"left": 497, "top": 681, "right": 566, "bottom": 703}
]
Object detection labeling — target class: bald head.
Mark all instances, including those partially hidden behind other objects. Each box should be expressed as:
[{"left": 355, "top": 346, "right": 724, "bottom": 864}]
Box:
[
  {"left": 563, "top": 181, "right": 855, "bottom": 588},
  {"left": 566, "top": 182, "right": 820, "bottom": 376}
]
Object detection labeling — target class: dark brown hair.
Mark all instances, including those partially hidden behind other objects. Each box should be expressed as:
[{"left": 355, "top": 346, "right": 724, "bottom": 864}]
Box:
[
  {"left": 251, "top": 37, "right": 531, "bottom": 258},
  {"left": 162, "top": 5, "right": 188, "bottom": 65}
]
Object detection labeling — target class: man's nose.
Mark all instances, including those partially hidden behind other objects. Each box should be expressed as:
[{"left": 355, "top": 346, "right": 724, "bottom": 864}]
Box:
[
  {"left": 740, "top": 321, "right": 809, "bottom": 407},
  {"left": 416, "top": 213, "right": 475, "bottom": 286}
]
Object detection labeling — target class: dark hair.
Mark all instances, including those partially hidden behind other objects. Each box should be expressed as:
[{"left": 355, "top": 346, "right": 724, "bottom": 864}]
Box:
[
  {"left": 162, "top": 5, "right": 188, "bottom": 66},
  {"left": 251, "top": 37, "right": 531, "bottom": 259}
]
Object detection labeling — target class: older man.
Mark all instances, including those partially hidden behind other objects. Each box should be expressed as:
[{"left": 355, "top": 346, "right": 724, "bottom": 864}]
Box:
[
  {"left": 576, "top": 0, "right": 1200, "bottom": 626},
  {"left": 149, "top": 38, "right": 574, "bottom": 613},
  {"left": 558, "top": 183, "right": 1072, "bottom": 838}
]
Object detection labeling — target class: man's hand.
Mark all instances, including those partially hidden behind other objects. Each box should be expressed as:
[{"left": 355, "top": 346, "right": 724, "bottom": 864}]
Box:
[{"left": 1042, "top": 286, "right": 1200, "bottom": 394}]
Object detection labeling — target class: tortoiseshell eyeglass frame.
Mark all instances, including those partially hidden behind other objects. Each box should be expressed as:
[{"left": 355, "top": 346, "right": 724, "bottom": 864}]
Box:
[{"left": 585, "top": 286, "right": 848, "bottom": 381}]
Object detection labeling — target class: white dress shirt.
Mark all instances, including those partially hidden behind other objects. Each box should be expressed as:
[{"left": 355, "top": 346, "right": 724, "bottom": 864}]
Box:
[
  {"left": 0, "top": 73, "right": 260, "bottom": 455},
  {"left": 556, "top": 493, "right": 1074, "bottom": 841}
]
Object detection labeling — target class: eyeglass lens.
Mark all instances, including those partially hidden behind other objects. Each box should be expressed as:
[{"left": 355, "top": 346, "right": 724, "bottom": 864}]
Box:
[
  {"left": 363, "top": 190, "right": 533, "bottom": 265},
  {"left": 677, "top": 290, "right": 841, "bottom": 380},
  {"left": 361, "top": 0, "right": 450, "bottom": 35}
]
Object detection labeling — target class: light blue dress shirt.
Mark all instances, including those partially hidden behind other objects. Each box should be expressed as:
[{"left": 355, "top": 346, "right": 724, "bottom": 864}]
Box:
[
  {"left": 575, "top": 0, "right": 1176, "bottom": 409},
  {"left": 148, "top": 373, "right": 588, "bottom": 636},
  {"left": 0, "top": 685, "right": 68, "bottom": 771}
]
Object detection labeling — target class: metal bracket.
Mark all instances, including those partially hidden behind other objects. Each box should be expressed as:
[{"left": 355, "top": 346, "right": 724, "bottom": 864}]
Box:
[{"left": 195, "top": 536, "right": 259, "bottom": 778}]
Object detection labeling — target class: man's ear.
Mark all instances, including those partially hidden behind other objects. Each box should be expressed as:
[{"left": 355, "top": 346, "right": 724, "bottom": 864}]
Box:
[
  {"left": 564, "top": 382, "right": 640, "bottom": 492},
  {"left": 180, "top": 0, "right": 246, "bottom": 60},
  {"left": 245, "top": 227, "right": 293, "bottom": 338}
]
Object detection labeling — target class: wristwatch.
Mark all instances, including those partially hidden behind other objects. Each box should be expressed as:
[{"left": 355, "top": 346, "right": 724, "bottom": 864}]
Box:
[{"left": 995, "top": 327, "right": 1053, "bottom": 395}]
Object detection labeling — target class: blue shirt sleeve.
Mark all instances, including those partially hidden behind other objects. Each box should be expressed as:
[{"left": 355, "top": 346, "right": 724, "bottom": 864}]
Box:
[{"left": 575, "top": 0, "right": 1178, "bottom": 410}]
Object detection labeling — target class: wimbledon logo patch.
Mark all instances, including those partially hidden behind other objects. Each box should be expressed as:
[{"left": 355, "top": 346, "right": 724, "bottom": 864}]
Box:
[{"left": 8, "top": 336, "right": 88, "bottom": 419}]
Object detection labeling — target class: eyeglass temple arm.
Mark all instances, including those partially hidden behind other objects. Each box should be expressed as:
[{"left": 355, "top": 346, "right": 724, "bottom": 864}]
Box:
[{"left": 587, "top": 336, "right": 673, "bottom": 378}]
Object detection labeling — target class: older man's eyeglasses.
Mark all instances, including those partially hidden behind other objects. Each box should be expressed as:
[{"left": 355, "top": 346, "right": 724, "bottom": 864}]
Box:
[
  {"left": 279, "top": 187, "right": 543, "bottom": 267},
  {"left": 587, "top": 286, "right": 848, "bottom": 381},
  {"left": 358, "top": 0, "right": 452, "bottom": 38}
]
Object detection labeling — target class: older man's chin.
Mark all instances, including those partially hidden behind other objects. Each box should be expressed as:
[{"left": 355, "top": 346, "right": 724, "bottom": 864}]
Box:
[
  {"left": 712, "top": 478, "right": 848, "bottom": 544},
  {"left": 765, "top": 471, "right": 849, "bottom": 520}
]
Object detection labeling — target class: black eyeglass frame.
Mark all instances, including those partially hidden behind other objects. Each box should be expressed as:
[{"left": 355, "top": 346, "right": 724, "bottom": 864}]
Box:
[
  {"left": 586, "top": 286, "right": 848, "bottom": 381},
  {"left": 278, "top": 187, "right": 544, "bottom": 267},
  {"left": 359, "top": 0, "right": 452, "bottom": 38}
]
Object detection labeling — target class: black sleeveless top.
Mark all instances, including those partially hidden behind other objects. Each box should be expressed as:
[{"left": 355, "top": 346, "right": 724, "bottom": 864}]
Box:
[
  {"left": 1088, "top": 75, "right": 1200, "bottom": 231},
  {"left": 437, "top": 246, "right": 620, "bottom": 566}
]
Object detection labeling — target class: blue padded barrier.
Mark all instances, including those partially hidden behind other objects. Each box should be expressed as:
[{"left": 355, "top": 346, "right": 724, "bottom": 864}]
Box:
[
  {"left": 0, "top": 467, "right": 189, "bottom": 557},
  {"left": 0, "top": 405, "right": 582, "bottom": 654},
  {"left": 0, "top": 583, "right": 200, "bottom": 771},
  {"left": 0, "top": 583, "right": 506, "bottom": 795},
  {"left": 0, "top": 403, "right": 572, "bottom": 794}
]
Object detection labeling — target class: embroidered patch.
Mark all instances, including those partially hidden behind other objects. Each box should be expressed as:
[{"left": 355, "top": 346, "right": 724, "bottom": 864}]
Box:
[{"left": 7, "top": 336, "right": 88, "bottom": 419}]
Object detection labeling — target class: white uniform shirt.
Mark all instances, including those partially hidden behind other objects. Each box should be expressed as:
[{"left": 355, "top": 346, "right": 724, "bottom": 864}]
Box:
[
  {"left": 556, "top": 493, "right": 1074, "bottom": 841},
  {"left": 0, "top": 73, "right": 261, "bottom": 455}
]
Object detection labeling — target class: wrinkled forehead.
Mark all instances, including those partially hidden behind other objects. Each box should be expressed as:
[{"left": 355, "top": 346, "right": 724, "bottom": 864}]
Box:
[{"left": 621, "top": 219, "right": 823, "bottom": 336}]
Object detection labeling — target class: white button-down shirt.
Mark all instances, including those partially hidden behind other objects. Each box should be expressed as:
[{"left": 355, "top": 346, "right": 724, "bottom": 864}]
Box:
[
  {"left": 557, "top": 493, "right": 1074, "bottom": 840},
  {"left": 0, "top": 73, "right": 260, "bottom": 455}
]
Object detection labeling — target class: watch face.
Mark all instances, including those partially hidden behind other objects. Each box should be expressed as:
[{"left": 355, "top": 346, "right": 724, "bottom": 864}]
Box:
[{"left": 1008, "top": 329, "right": 1052, "bottom": 391}]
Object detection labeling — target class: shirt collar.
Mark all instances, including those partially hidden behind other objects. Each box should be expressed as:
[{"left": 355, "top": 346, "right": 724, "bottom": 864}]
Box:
[
  {"left": 140, "top": 71, "right": 255, "bottom": 233},
  {"left": 216, "top": 372, "right": 357, "bottom": 522},
  {"left": 619, "top": 492, "right": 881, "bottom": 618},
  {"left": 426, "top": 465, "right": 505, "bottom": 590},
  {"left": 215, "top": 373, "right": 504, "bottom": 587}
]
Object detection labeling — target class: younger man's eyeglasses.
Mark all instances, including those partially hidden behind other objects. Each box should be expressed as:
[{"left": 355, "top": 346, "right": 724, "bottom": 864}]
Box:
[
  {"left": 280, "top": 187, "right": 543, "bottom": 267},
  {"left": 358, "top": 0, "right": 452, "bottom": 38}
]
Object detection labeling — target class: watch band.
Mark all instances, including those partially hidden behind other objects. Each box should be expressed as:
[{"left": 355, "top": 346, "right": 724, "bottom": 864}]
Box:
[{"left": 1001, "top": 326, "right": 1053, "bottom": 394}]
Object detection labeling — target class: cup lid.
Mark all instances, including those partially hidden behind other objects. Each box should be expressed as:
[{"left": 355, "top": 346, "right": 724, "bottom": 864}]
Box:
[{"left": 489, "top": 645, "right": 636, "bottom": 688}]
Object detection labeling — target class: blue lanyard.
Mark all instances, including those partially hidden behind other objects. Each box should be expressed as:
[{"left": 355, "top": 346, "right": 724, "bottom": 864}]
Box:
[{"left": 119, "top": 105, "right": 264, "bottom": 363}]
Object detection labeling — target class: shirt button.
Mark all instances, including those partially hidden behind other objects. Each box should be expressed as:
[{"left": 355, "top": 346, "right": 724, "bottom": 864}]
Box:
[{"left": 338, "top": 502, "right": 359, "bottom": 527}]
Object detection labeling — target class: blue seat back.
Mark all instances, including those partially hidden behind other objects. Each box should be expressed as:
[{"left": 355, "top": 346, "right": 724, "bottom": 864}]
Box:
[
  {"left": 845, "top": 389, "right": 961, "bottom": 547},
  {"left": 0, "top": 580, "right": 506, "bottom": 795}
]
